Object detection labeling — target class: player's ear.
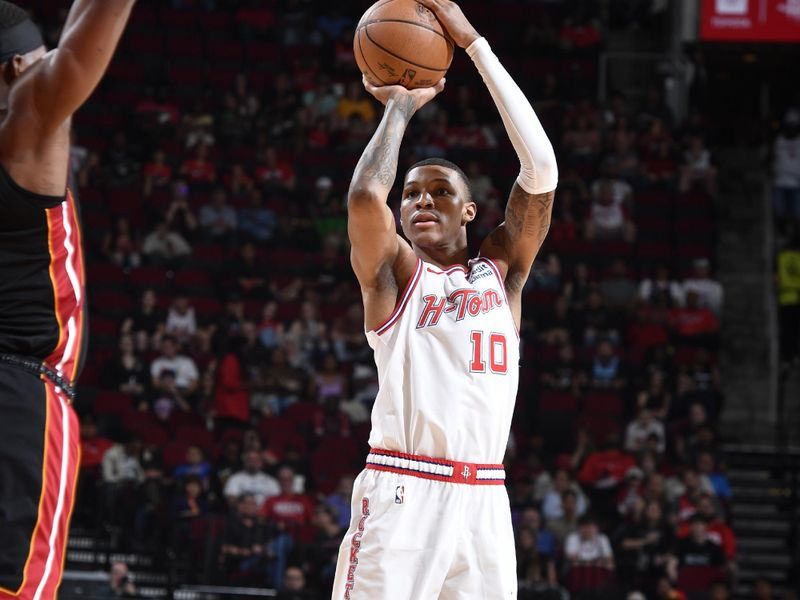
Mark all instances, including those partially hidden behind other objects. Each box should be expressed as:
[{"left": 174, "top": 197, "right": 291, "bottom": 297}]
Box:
[
  {"left": 462, "top": 201, "right": 477, "bottom": 225},
  {"left": 3, "top": 56, "right": 24, "bottom": 83}
]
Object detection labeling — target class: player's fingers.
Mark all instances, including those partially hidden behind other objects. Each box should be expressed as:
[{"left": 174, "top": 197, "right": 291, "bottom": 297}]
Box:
[
  {"left": 362, "top": 75, "right": 377, "bottom": 93},
  {"left": 434, "top": 77, "right": 446, "bottom": 94}
]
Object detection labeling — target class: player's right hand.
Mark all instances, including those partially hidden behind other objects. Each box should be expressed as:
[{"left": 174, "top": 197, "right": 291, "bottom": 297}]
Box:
[
  {"left": 362, "top": 76, "right": 445, "bottom": 114},
  {"left": 416, "top": 0, "right": 481, "bottom": 49}
]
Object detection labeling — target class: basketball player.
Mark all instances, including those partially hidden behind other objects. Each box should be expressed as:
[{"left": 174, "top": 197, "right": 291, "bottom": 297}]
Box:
[
  {"left": 332, "top": 0, "right": 557, "bottom": 597},
  {"left": 0, "top": 2, "right": 135, "bottom": 598}
]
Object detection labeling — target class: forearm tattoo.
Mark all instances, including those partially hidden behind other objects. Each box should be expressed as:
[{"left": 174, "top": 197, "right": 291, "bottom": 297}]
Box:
[
  {"left": 350, "top": 95, "right": 417, "bottom": 193},
  {"left": 506, "top": 189, "right": 554, "bottom": 251}
]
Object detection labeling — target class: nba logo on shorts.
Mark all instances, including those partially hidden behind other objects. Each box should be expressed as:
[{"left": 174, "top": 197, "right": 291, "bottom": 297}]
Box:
[
  {"left": 395, "top": 485, "right": 404, "bottom": 504},
  {"left": 715, "top": 0, "right": 748, "bottom": 14}
]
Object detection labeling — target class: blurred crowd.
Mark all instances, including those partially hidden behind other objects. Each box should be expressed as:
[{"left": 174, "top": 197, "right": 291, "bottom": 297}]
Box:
[{"left": 16, "top": 0, "right": 748, "bottom": 598}]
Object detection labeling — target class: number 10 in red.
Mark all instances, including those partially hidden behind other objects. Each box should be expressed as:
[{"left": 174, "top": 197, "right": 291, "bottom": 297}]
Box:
[{"left": 469, "top": 331, "right": 508, "bottom": 374}]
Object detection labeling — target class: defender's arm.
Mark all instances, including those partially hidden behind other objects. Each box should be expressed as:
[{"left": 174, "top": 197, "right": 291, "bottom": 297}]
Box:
[{"left": 30, "top": 0, "right": 136, "bottom": 130}]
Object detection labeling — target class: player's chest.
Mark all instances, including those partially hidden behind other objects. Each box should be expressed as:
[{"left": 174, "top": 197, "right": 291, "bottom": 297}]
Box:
[{"left": 411, "top": 262, "right": 510, "bottom": 333}]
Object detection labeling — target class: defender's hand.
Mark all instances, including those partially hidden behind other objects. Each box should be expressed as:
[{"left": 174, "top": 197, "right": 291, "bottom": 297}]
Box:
[
  {"left": 362, "top": 76, "right": 445, "bottom": 113},
  {"left": 417, "top": 0, "right": 480, "bottom": 49}
]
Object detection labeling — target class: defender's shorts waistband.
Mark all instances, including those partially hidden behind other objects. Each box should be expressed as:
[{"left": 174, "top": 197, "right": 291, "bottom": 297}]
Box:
[
  {"left": 0, "top": 353, "right": 75, "bottom": 401},
  {"left": 366, "top": 448, "right": 505, "bottom": 485}
]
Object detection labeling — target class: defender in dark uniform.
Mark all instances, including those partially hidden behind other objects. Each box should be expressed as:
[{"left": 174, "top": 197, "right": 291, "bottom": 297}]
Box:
[{"left": 0, "top": 2, "right": 135, "bottom": 598}]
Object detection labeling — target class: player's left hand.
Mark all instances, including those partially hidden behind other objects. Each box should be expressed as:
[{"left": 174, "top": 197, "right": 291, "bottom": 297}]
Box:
[
  {"left": 416, "top": 0, "right": 480, "bottom": 49},
  {"left": 362, "top": 76, "right": 446, "bottom": 113}
]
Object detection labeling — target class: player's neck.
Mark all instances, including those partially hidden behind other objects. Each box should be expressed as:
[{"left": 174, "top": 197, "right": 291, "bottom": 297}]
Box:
[{"left": 413, "top": 244, "right": 470, "bottom": 270}]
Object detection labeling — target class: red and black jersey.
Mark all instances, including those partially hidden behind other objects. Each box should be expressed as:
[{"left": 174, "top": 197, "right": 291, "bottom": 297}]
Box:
[{"left": 0, "top": 164, "right": 87, "bottom": 381}]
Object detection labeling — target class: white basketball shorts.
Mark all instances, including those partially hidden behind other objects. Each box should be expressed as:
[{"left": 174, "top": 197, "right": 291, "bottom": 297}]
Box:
[{"left": 331, "top": 449, "right": 517, "bottom": 599}]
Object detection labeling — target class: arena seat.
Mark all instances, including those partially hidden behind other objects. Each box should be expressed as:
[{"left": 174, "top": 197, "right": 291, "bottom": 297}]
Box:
[
  {"left": 564, "top": 565, "right": 615, "bottom": 593},
  {"left": 582, "top": 391, "right": 623, "bottom": 417},
  {"left": 175, "top": 426, "right": 215, "bottom": 453},
  {"left": 93, "top": 391, "right": 133, "bottom": 416},
  {"left": 677, "top": 565, "right": 726, "bottom": 593}
]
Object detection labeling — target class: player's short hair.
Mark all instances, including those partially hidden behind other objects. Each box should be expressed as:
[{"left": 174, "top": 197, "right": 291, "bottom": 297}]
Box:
[
  {"left": 0, "top": 1, "right": 28, "bottom": 30},
  {"left": 404, "top": 157, "right": 473, "bottom": 202}
]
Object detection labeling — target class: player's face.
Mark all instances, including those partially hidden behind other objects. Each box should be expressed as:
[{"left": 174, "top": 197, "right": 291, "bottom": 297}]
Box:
[{"left": 400, "top": 166, "right": 476, "bottom": 248}]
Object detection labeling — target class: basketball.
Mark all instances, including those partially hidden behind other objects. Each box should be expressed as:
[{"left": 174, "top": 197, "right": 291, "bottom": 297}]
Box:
[{"left": 354, "top": 0, "right": 454, "bottom": 89}]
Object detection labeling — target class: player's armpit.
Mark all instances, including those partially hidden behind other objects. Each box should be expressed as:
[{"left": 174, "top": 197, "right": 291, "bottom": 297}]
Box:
[{"left": 481, "top": 182, "right": 555, "bottom": 294}]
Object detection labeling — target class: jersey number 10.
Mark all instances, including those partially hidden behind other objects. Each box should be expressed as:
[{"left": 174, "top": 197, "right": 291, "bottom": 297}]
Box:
[{"left": 469, "top": 331, "right": 508, "bottom": 374}]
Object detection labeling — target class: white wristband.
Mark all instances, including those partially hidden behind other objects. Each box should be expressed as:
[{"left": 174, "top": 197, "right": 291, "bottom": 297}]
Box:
[{"left": 467, "top": 37, "right": 558, "bottom": 195}]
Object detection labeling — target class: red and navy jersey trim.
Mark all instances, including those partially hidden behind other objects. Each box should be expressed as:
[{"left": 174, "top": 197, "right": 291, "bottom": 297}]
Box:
[{"left": 366, "top": 448, "right": 506, "bottom": 485}]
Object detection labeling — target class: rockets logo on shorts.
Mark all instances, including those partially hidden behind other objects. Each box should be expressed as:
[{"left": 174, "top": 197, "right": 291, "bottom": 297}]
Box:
[
  {"left": 344, "top": 497, "right": 370, "bottom": 599},
  {"left": 395, "top": 485, "right": 404, "bottom": 504}
]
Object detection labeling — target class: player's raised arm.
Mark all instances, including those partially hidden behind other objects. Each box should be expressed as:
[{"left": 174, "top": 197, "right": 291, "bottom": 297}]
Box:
[
  {"left": 419, "top": 0, "right": 558, "bottom": 294},
  {"left": 348, "top": 77, "right": 443, "bottom": 328},
  {"left": 19, "top": 0, "right": 135, "bottom": 132}
]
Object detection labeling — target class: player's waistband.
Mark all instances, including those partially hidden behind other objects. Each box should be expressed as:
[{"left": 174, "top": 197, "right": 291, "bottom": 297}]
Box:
[
  {"left": 366, "top": 448, "right": 505, "bottom": 485},
  {"left": 0, "top": 353, "right": 75, "bottom": 401}
]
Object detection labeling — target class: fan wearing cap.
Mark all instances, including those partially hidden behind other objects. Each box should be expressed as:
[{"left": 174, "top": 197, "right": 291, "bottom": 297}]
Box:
[{"left": 0, "top": 2, "right": 135, "bottom": 598}]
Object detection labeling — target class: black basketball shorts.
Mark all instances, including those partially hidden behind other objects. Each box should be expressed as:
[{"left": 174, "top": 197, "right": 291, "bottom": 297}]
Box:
[{"left": 0, "top": 364, "right": 80, "bottom": 600}]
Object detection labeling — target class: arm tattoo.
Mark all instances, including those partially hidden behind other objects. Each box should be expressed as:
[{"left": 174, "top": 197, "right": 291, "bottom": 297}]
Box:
[
  {"left": 350, "top": 95, "right": 416, "bottom": 194},
  {"left": 506, "top": 189, "right": 554, "bottom": 251}
]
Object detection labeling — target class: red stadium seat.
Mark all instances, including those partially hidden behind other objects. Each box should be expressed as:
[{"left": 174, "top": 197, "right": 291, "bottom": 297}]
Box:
[
  {"left": 576, "top": 414, "right": 620, "bottom": 443},
  {"left": 538, "top": 390, "right": 577, "bottom": 413},
  {"left": 129, "top": 266, "right": 172, "bottom": 292},
  {"left": 246, "top": 42, "right": 281, "bottom": 62},
  {"left": 163, "top": 441, "right": 191, "bottom": 470},
  {"left": 677, "top": 566, "right": 725, "bottom": 592},
  {"left": 125, "top": 32, "right": 164, "bottom": 56},
  {"left": 564, "top": 565, "right": 615, "bottom": 593},
  {"left": 284, "top": 401, "right": 322, "bottom": 429},
  {"left": 207, "top": 39, "right": 243, "bottom": 61},
  {"left": 169, "top": 411, "right": 207, "bottom": 431},
  {"left": 93, "top": 392, "right": 133, "bottom": 416},
  {"left": 87, "top": 263, "right": 126, "bottom": 288},
  {"left": 173, "top": 269, "right": 212, "bottom": 291},
  {"left": 175, "top": 426, "right": 215, "bottom": 453},
  {"left": 582, "top": 391, "right": 623, "bottom": 416}
]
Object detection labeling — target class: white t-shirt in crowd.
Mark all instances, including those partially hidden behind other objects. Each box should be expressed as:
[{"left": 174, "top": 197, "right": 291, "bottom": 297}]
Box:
[
  {"left": 150, "top": 354, "right": 199, "bottom": 389},
  {"left": 682, "top": 277, "right": 724, "bottom": 315},
  {"left": 565, "top": 532, "right": 614, "bottom": 563},
  {"left": 224, "top": 471, "right": 281, "bottom": 507},
  {"left": 166, "top": 307, "right": 197, "bottom": 341},
  {"left": 625, "top": 418, "right": 666, "bottom": 454},
  {"left": 773, "top": 134, "right": 800, "bottom": 188}
]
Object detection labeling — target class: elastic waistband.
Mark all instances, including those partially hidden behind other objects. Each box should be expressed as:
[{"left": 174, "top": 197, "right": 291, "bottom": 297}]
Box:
[
  {"left": 366, "top": 449, "right": 505, "bottom": 485},
  {"left": 0, "top": 354, "right": 75, "bottom": 401}
]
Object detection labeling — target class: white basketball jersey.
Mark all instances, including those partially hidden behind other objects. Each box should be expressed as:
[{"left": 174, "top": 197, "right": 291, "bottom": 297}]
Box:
[{"left": 366, "top": 257, "right": 520, "bottom": 464}]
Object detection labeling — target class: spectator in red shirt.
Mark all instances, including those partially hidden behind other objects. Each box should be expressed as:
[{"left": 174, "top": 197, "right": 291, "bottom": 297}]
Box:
[
  {"left": 143, "top": 149, "right": 173, "bottom": 196},
  {"left": 578, "top": 433, "right": 637, "bottom": 490},
  {"left": 674, "top": 468, "right": 716, "bottom": 523},
  {"left": 677, "top": 494, "right": 736, "bottom": 561},
  {"left": 180, "top": 143, "right": 216, "bottom": 185},
  {"left": 254, "top": 147, "right": 295, "bottom": 191},
  {"left": 213, "top": 351, "right": 250, "bottom": 427},
  {"left": 80, "top": 414, "right": 114, "bottom": 471},
  {"left": 668, "top": 290, "right": 719, "bottom": 340},
  {"left": 261, "top": 465, "right": 315, "bottom": 528}
]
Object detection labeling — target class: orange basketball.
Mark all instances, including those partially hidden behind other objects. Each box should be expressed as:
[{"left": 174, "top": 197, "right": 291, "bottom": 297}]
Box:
[{"left": 354, "top": 0, "right": 454, "bottom": 89}]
